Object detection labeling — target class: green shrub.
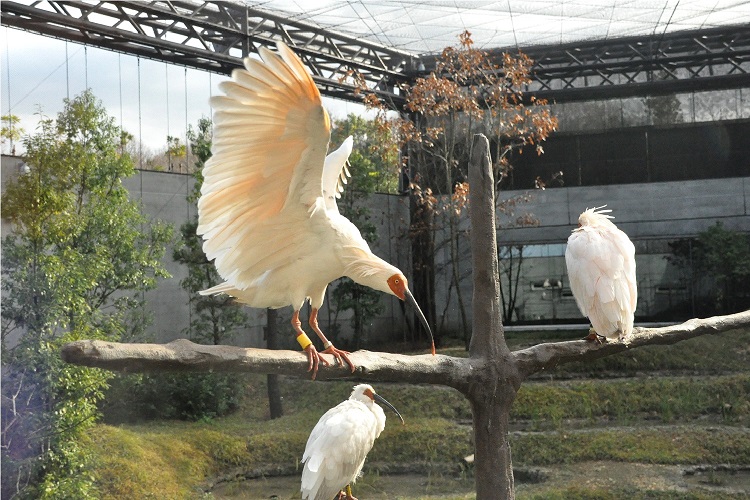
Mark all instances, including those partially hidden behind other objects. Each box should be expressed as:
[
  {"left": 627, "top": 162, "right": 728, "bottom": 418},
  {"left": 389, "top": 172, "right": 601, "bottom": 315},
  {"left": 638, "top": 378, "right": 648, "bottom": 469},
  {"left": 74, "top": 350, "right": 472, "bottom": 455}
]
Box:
[{"left": 103, "top": 372, "right": 245, "bottom": 422}]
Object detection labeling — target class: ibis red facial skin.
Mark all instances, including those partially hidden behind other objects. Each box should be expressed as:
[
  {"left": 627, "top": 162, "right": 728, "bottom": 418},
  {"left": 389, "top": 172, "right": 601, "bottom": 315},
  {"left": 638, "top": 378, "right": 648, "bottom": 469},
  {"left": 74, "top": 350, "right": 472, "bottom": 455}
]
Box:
[
  {"left": 565, "top": 206, "right": 637, "bottom": 342},
  {"left": 197, "top": 42, "right": 434, "bottom": 379},
  {"left": 301, "top": 384, "right": 403, "bottom": 500}
]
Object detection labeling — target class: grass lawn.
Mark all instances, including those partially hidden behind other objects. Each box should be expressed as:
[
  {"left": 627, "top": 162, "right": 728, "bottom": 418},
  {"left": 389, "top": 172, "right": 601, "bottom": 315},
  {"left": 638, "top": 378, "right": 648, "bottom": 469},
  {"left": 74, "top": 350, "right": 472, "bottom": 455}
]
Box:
[{"left": 87, "top": 328, "right": 750, "bottom": 499}]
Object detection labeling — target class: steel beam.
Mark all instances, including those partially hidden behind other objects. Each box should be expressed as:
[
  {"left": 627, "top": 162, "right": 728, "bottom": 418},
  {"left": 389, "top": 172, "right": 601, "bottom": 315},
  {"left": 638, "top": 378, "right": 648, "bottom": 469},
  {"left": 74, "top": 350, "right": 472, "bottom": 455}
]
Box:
[
  {"left": 2, "top": 1, "right": 749, "bottom": 107},
  {"left": 1, "top": 0, "right": 415, "bottom": 106}
]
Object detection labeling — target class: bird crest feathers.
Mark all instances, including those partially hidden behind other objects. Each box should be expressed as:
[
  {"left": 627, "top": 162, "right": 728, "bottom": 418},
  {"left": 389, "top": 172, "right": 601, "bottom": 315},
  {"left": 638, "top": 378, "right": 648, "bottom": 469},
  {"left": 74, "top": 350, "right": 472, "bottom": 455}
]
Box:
[{"left": 578, "top": 205, "right": 615, "bottom": 227}]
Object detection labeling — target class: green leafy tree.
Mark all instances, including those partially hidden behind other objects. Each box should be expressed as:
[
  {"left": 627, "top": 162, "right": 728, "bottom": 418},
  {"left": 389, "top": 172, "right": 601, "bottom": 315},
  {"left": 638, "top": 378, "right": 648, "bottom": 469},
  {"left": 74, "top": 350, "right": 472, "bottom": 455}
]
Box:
[
  {"left": 1, "top": 114, "right": 24, "bottom": 154},
  {"left": 175, "top": 118, "right": 249, "bottom": 346},
  {"left": 669, "top": 222, "right": 750, "bottom": 315},
  {"left": 166, "top": 135, "right": 187, "bottom": 172},
  {"left": 1, "top": 90, "right": 172, "bottom": 498},
  {"left": 106, "top": 116, "right": 251, "bottom": 422}
]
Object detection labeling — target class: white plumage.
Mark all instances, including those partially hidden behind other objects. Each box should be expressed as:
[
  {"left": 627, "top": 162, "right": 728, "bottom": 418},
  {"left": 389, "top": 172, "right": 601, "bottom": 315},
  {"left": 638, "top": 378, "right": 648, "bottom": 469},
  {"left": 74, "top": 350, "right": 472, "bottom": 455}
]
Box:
[
  {"left": 565, "top": 206, "right": 637, "bottom": 341},
  {"left": 196, "top": 42, "right": 433, "bottom": 377},
  {"left": 301, "top": 384, "right": 403, "bottom": 500}
]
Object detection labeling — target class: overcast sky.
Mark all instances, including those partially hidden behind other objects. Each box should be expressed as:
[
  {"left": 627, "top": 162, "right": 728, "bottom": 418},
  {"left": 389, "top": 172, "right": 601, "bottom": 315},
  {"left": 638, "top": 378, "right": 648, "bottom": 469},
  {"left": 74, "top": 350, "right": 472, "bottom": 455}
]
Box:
[{"left": 2, "top": 27, "right": 364, "bottom": 156}]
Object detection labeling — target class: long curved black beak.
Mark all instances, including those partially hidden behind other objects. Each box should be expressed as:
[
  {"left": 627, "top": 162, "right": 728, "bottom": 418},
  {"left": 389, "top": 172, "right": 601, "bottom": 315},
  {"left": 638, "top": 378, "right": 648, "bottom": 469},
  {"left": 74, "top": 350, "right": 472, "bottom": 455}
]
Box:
[
  {"left": 404, "top": 287, "right": 436, "bottom": 356},
  {"left": 373, "top": 393, "right": 405, "bottom": 425}
]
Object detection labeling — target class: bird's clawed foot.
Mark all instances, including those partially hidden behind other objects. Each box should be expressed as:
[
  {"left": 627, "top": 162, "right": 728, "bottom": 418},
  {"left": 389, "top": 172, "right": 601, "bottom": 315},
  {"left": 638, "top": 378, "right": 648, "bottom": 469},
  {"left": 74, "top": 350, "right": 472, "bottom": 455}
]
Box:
[
  {"left": 337, "top": 485, "right": 357, "bottom": 499},
  {"left": 583, "top": 329, "right": 606, "bottom": 344},
  {"left": 321, "top": 343, "right": 355, "bottom": 373},
  {"left": 303, "top": 344, "right": 330, "bottom": 381},
  {"left": 308, "top": 308, "right": 356, "bottom": 374}
]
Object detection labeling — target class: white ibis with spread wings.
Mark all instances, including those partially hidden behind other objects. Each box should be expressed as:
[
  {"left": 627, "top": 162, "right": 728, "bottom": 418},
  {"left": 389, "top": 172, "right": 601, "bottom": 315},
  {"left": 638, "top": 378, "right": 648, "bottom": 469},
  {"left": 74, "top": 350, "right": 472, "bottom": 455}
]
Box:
[
  {"left": 197, "top": 42, "right": 434, "bottom": 378},
  {"left": 565, "top": 206, "right": 637, "bottom": 341}
]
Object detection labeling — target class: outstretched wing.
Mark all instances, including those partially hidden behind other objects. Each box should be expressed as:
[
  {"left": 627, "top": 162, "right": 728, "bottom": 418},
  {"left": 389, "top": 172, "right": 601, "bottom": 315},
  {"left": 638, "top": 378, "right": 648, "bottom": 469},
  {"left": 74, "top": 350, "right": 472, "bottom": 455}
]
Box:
[
  {"left": 565, "top": 226, "right": 637, "bottom": 337},
  {"left": 301, "top": 400, "right": 377, "bottom": 500},
  {"left": 197, "top": 42, "right": 331, "bottom": 290},
  {"left": 321, "top": 136, "right": 353, "bottom": 212}
]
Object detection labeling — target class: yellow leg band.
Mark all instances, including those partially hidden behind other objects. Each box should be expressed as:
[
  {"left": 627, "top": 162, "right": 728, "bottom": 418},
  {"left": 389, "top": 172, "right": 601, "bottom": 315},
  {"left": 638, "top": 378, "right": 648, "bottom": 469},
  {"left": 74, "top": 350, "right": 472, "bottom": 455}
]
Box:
[{"left": 296, "top": 333, "right": 312, "bottom": 350}]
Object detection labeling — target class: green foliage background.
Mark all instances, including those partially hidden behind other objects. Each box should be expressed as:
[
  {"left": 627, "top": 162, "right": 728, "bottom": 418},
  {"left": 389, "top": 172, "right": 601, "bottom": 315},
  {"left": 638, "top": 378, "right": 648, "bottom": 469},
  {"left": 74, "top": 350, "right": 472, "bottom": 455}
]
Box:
[{"left": 1, "top": 90, "right": 172, "bottom": 498}]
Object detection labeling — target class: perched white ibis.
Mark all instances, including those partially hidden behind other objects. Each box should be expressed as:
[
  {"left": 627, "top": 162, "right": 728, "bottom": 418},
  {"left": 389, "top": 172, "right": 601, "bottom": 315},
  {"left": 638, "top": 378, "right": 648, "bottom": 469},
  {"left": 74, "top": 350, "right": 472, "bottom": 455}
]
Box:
[
  {"left": 301, "top": 384, "right": 404, "bottom": 500},
  {"left": 565, "top": 206, "right": 637, "bottom": 341},
  {"left": 197, "top": 42, "right": 434, "bottom": 378}
]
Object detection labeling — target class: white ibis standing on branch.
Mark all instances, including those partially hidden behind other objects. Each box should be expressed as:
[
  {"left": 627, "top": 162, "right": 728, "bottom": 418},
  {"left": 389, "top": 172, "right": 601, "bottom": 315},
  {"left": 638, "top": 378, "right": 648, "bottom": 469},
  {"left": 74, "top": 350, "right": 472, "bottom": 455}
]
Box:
[
  {"left": 197, "top": 42, "right": 434, "bottom": 378},
  {"left": 301, "top": 384, "right": 404, "bottom": 500},
  {"left": 565, "top": 206, "right": 637, "bottom": 342}
]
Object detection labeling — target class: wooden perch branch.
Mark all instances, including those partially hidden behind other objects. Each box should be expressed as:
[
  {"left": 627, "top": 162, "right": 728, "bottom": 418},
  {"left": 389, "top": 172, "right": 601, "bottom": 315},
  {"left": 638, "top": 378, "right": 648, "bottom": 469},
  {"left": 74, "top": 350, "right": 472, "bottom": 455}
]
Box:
[
  {"left": 60, "top": 339, "right": 470, "bottom": 386},
  {"left": 513, "top": 309, "right": 750, "bottom": 379},
  {"left": 61, "top": 310, "right": 750, "bottom": 385}
]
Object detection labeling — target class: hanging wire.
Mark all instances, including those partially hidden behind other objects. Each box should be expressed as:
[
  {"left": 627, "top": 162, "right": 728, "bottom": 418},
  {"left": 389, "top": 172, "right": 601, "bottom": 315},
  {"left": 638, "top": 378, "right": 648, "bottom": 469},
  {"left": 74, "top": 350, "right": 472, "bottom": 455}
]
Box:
[
  {"left": 166, "top": 62, "right": 171, "bottom": 171},
  {"left": 184, "top": 66, "right": 190, "bottom": 174},
  {"left": 507, "top": 2, "right": 519, "bottom": 50},
  {"left": 118, "top": 53, "right": 123, "bottom": 132},
  {"left": 84, "top": 45, "right": 88, "bottom": 90},
  {"left": 65, "top": 40, "right": 70, "bottom": 99},
  {"left": 209, "top": 72, "right": 213, "bottom": 114},
  {"left": 11, "top": 44, "right": 82, "bottom": 110},
  {"left": 4, "top": 28, "right": 13, "bottom": 154},
  {"left": 137, "top": 56, "right": 143, "bottom": 170}
]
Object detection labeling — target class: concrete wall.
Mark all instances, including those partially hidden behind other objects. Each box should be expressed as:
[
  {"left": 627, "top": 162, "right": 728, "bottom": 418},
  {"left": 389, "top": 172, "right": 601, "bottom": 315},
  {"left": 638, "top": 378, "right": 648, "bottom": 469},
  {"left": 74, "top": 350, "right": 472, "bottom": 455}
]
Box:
[
  {"left": 496, "top": 177, "right": 750, "bottom": 244},
  {"left": 4, "top": 154, "right": 749, "bottom": 345},
  {"left": 432, "top": 176, "right": 750, "bottom": 333},
  {"left": 120, "top": 170, "right": 196, "bottom": 343}
]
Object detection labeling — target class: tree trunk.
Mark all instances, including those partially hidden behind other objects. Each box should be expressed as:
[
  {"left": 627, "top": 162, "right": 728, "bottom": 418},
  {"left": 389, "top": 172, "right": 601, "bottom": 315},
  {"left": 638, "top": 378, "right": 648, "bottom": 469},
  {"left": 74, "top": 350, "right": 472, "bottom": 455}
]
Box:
[
  {"left": 265, "top": 308, "right": 283, "bottom": 419},
  {"left": 469, "top": 390, "right": 516, "bottom": 498},
  {"left": 465, "top": 134, "right": 519, "bottom": 498}
]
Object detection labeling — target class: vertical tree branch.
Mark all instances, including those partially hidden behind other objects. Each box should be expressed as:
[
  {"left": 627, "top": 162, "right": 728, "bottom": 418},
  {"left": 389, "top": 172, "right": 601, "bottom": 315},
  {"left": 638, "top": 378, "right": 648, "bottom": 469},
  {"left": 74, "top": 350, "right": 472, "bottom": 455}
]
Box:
[
  {"left": 468, "top": 134, "right": 507, "bottom": 360},
  {"left": 467, "top": 133, "right": 519, "bottom": 499}
]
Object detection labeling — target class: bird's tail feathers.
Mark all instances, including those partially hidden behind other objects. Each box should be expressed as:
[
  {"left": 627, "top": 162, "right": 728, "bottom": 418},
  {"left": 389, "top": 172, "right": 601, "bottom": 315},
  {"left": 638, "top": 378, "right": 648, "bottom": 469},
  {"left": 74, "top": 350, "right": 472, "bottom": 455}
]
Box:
[{"left": 199, "top": 282, "right": 238, "bottom": 296}]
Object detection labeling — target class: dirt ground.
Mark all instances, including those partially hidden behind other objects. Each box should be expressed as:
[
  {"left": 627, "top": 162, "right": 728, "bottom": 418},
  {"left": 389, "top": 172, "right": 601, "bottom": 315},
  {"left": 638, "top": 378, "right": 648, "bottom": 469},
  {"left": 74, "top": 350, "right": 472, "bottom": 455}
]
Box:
[{"left": 209, "top": 461, "right": 750, "bottom": 499}]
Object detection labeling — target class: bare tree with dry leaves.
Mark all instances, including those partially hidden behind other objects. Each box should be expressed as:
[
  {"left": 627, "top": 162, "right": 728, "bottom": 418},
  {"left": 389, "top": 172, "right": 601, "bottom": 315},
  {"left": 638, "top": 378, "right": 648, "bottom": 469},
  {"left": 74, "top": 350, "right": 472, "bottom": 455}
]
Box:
[
  {"left": 62, "top": 134, "right": 750, "bottom": 500},
  {"left": 356, "top": 31, "right": 558, "bottom": 347}
]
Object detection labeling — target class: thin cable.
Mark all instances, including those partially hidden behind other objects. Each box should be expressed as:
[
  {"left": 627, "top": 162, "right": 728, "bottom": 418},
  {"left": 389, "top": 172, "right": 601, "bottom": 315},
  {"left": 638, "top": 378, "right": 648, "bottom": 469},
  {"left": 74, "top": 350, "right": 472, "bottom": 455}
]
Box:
[
  {"left": 11, "top": 45, "right": 83, "bottom": 109},
  {"left": 400, "top": 3, "right": 430, "bottom": 53},
  {"left": 659, "top": 0, "right": 680, "bottom": 37},
  {"left": 184, "top": 67, "right": 189, "bottom": 174},
  {"left": 118, "top": 53, "right": 123, "bottom": 131},
  {"left": 653, "top": 0, "right": 680, "bottom": 74},
  {"left": 508, "top": 2, "right": 519, "bottom": 50},
  {"left": 209, "top": 72, "right": 213, "bottom": 112},
  {"left": 84, "top": 45, "right": 88, "bottom": 89},
  {"left": 560, "top": 0, "right": 564, "bottom": 45},
  {"left": 166, "top": 62, "right": 171, "bottom": 171},
  {"left": 5, "top": 28, "right": 13, "bottom": 154},
  {"left": 65, "top": 40, "right": 70, "bottom": 99},
  {"left": 604, "top": 0, "right": 617, "bottom": 40},
  {"left": 137, "top": 57, "right": 143, "bottom": 170}
]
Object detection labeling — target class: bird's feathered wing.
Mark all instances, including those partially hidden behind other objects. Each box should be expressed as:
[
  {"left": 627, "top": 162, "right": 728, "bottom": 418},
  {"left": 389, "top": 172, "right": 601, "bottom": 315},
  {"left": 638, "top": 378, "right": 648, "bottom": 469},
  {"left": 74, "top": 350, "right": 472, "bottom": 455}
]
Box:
[
  {"left": 301, "top": 400, "right": 383, "bottom": 500},
  {"left": 197, "top": 42, "right": 332, "bottom": 291},
  {"left": 565, "top": 216, "right": 637, "bottom": 339},
  {"left": 321, "top": 136, "right": 353, "bottom": 212}
]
